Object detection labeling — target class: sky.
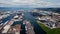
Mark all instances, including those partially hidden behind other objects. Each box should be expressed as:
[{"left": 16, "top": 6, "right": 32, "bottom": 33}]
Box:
[{"left": 0, "top": 0, "right": 60, "bottom": 8}]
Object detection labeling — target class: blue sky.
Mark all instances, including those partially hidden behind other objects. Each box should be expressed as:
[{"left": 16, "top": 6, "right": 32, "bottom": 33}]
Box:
[{"left": 0, "top": 0, "right": 60, "bottom": 8}]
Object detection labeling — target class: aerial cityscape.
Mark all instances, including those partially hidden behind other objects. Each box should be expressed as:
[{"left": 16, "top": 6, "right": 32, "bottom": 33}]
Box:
[
  {"left": 0, "top": 9, "right": 60, "bottom": 34},
  {"left": 0, "top": 0, "right": 60, "bottom": 34}
]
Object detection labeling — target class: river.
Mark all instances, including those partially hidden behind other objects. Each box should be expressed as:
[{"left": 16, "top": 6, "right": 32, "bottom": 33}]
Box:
[
  {"left": 1, "top": 11, "right": 46, "bottom": 34},
  {"left": 23, "top": 12, "right": 46, "bottom": 34}
]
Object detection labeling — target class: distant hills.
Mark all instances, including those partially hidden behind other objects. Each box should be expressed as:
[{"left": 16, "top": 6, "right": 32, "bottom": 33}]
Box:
[
  {"left": 0, "top": 7, "right": 60, "bottom": 13},
  {"left": 0, "top": 7, "right": 33, "bottom": 11},
  {"left": 35, "top": 8, "right": 60, "bottom": 13}
]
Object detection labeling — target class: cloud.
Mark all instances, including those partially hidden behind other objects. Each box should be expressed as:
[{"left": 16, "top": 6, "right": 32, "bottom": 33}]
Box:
[
  {"left": 12, "top": 0, "right": 20, "bottom": 2},
  {"left": 0, "top": 0, "right": 60, "bottom": 8}
]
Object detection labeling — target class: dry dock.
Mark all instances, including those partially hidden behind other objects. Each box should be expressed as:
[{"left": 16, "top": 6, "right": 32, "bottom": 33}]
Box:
[
  {"left": 11, "top": 24, "right": 21, "bottom": 34},
  {"left": 23, "top": 20, "right": 35, "bottom": 34}
]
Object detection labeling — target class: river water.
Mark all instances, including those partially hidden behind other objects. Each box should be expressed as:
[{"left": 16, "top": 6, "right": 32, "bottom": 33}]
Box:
[
  {"left": 13, "top": 12, "right": 46, "bottom": 34},
  {"left": 1, "top": 11, "right": 46, "bottom": 34},
  {"left": 23, "top": 12, "right": 46, "bottom": 34}
]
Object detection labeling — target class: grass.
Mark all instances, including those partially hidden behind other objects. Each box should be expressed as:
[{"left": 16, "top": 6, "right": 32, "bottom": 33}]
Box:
[{"left": 37, "top": 21, "right": 60, "bottom": 34}]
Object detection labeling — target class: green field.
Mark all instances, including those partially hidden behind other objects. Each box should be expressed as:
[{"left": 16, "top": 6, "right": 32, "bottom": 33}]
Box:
[{"left": 37, "top": 21, "right": 60, "bottom": 34}]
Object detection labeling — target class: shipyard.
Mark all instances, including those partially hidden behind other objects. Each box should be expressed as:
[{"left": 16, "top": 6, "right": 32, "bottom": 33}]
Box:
[
  {"left": 23, "top": 20, "right": 35, "bottom": 34},
  {"left": 0, "top": 11, "right": 23, "bottom": 34},
  {"left": 0, "top": 0, "right": 60, "bottom": 34},
  {"left": 0, "top": 9, "right": 60, "bottom": 34}
]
